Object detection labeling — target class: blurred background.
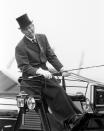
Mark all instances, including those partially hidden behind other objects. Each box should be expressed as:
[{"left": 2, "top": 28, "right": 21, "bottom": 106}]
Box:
[{"left": 0, "top": 0, "right": 104, "bottom": 83}]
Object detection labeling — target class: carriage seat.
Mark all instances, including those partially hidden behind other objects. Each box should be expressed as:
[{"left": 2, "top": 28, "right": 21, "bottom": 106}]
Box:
[{"left": 18, "top": 76, "right": 86, "bottom": 103}]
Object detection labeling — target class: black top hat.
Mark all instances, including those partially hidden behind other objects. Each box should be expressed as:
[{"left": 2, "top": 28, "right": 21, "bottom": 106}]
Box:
[{"left": 16, "top": 14, "right": 32, "bottom": 29}]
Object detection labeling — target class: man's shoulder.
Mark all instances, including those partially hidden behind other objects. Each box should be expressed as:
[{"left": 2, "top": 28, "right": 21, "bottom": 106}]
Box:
[{"left": 16, "top": 37, "right": 25, "bottom": 49}]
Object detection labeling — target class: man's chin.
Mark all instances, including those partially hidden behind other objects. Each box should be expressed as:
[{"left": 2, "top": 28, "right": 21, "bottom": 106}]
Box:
[
  {"left": 28, "top": 36, "right": 34, "bottom": 39},
  {"left": 30, "top": 35, "right": 35, "bottom": 39}
]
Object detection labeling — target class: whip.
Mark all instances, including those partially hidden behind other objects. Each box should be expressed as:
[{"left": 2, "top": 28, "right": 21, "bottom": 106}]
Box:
[{"left": 65, "top": 64, "right": 104, "bottom": 72}]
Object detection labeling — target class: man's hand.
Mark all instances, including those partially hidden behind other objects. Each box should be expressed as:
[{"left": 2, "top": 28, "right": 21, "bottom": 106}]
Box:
[
  {"left": 60, "top": 67, "right": 71, "bottom": 77},
  {"left": 36, "top": 68, "right": 52, "bottom": 79}
]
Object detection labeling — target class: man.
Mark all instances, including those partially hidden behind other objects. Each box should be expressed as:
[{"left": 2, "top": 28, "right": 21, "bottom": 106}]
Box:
[{"left": 15, "top": 14, "right": 84, "bottom": 130}]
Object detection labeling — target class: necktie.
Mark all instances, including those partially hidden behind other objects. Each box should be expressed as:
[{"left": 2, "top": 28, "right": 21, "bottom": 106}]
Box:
[{"left": 32, "top": 39, "right": 37, "bottom": 43}]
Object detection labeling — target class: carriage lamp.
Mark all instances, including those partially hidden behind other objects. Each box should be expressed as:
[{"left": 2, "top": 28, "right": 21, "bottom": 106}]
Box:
[
  {"left": 16, "top": 92, "right": 28, "bottom": 107},
  {"left": 82, "top": 98, "right": 90, "bottom": 112},
  {"left": 17, "top": 95, "right": 25, "bottom": 107},
  {"left": 27, "top": 97, "right": 36, "bottom": 110}
]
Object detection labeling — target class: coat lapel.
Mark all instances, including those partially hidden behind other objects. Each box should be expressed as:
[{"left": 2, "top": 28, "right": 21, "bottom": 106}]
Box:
[
  {"left": 35, "top": 34, "right": 44, "bottom": 53},
  {"left": 35, "top": 34, "right": 46, "bottom": 63},
  {"left": 24, "top": 36, "right": 40, "bottom": 53}
]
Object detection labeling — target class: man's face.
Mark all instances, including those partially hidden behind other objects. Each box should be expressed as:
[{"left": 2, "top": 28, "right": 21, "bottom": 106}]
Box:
[{"left": 21, "top": 23, "right": 35, "bottom": 39}]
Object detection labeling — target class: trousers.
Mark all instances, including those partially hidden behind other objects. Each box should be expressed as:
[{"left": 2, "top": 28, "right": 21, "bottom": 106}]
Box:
[{"left": 20, "top": 76, "right": 80, "bottom": 122}]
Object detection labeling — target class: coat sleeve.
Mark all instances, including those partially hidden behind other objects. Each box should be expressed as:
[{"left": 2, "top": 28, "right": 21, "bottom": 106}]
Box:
[
  {"left": 44, "top": 35, "right": 63, "bottom": 71},
  {"left": 15, "top": 45, "right": 38, "bottom": 76}
]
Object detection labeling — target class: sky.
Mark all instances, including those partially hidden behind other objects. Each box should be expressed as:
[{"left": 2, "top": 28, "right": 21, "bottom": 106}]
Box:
[{"left": 0, "top": 0, "right": 104, "bottom": 83}]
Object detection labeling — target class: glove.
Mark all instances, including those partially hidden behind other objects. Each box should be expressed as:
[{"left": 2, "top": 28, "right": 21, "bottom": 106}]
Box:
[
  {"left": 36, "top": 68, "right": 52, "bottom": 79},
  {"left": 60, "top": 67, "right": 71, "bottom": 77}
]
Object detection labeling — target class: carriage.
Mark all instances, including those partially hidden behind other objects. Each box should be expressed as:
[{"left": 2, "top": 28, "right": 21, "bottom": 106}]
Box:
[{"left": 12, "top": 72, "right": 104, "bottom": 131}]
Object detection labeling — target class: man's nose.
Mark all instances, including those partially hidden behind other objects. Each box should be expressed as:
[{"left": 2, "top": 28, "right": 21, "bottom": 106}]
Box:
[
  {"left": 29, "top": 28, "right": 34, "bottom": 33},
  {"left": 28, "top": 28, "right": 32, "bottom": 32}
]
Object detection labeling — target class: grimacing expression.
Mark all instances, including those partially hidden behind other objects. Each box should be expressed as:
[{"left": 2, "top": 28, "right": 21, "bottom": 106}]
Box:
[{"left": 21, "top": 23, "right": 35, "bottom": 39}]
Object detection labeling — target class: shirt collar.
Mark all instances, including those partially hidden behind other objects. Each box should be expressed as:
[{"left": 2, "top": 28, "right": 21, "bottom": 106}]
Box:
[{"left": 25, "top": 35, "right": 36, "bottom": 42}]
